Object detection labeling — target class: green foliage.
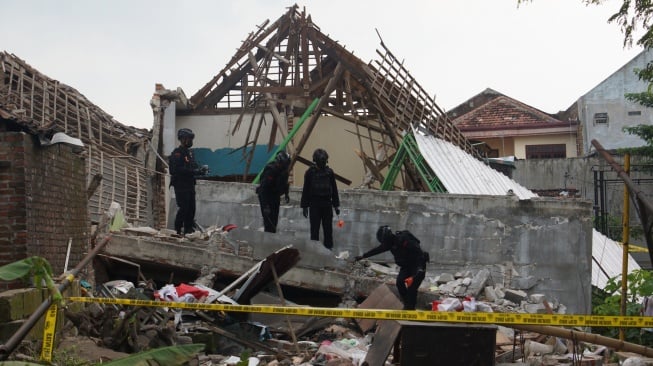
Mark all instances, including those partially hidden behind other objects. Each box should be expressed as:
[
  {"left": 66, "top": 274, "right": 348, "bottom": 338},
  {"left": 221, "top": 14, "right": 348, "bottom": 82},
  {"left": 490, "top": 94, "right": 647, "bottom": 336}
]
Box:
[
  {"left": 236, "top": 350, "right": 252, "bottom": 366},
  {"left": 593, "top": 269, "right": 653, "bottom": 344},
  {"left": 624, "top": 125, "right": 653, "bottom": 145},
  {"left": 519, "top": 0, "right": 653, "bottom": 49},
  {"left": 101, "top": 344, "right": 205, "bottom": 366},
  {"left": 0, "top": 256, "right": 62, "bottom": 305},
  {"left": 519, "top": 1, "right": 653, "bottom": 114},
  {"left": 594, "top": 213, "right": 643, "bottom": 242},
  {"left": 621, "top": 125, "right": 653, "bottom": 166}
]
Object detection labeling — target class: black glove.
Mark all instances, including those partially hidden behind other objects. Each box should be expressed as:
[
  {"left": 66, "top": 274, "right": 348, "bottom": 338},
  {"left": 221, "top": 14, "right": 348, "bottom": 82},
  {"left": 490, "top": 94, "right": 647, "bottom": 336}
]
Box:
[
  {"left": 354, "top": 255, "right": 363, "bottom": 262},
  {"left": 334, "top": 207, "right": 340, "bottom": 215},
  {"left": 302, "top": 207, "right": 308, "bottom": 218},
  {"left": 284, "top": 194, "right": 290, "bottom": 204}
]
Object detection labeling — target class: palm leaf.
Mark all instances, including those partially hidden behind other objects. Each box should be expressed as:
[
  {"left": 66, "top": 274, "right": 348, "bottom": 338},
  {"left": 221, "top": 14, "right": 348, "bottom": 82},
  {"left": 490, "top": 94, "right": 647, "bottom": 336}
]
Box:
[{"left": 103, "top": 344, "right": 206, "bottom": 366}]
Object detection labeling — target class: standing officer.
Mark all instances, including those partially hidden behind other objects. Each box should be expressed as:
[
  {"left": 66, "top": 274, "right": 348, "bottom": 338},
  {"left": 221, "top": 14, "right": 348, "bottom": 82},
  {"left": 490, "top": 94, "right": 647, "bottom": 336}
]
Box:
[
  {"left": 300, "top": 148, "right": 340, "bottom": 250},
  {"left": 355, "top": 226, "right": 429, "bottom": 310},
  {"left": 169, "top": 128, "right": 207, "bottom": 236},
  {"left": 257, "top": 150, "right": 291, "bottom": 233}
]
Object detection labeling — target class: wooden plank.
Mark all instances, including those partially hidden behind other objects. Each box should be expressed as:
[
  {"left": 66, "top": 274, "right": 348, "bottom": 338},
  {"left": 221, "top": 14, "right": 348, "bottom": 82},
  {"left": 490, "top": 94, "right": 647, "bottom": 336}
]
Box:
[
  {"left": 362, "top": 320, "right": 401, "bottom": 366},
  {"left": 356, "top": 284, "right": 403, "bottom": 333}
]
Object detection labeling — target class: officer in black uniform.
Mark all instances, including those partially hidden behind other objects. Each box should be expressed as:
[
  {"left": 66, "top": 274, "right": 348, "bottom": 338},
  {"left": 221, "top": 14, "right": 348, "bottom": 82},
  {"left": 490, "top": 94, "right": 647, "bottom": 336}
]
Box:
[
  {"left": 300, "top": 148, "right": 340, "bottom": 250},
  {"left": 169, "top": 128, "right": 207, "bottom": 235},
  {"left": 257, "top": 150, "right": 291, "bottom": 233},
  {"left": 355, "top": 225, "right": 428, "bottom": 310}
]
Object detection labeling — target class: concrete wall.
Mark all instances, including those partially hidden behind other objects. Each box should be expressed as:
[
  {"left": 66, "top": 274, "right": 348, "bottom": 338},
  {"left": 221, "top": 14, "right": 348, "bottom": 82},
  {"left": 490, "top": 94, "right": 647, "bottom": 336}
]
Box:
[
  {"left": 513, "top": 155, "right": 653, "bottom": 248},
  {"left": 169, "top": 111, "right": 386, "bottom": 189},
  {"left": 514, "top": 133, "right": 578, "bottom": 159},
  {"left": 176, "top": 180, "right": 594, "bottom": 313},
  {"left": 578, "top": 49, "right": 653, "bottom": 153}
]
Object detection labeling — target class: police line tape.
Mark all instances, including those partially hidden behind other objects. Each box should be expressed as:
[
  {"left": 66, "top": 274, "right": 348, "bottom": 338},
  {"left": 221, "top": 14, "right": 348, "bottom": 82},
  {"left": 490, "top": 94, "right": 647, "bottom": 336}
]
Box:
[
  {"left": 40, "top": 304, "right": 58, "bottom": 362},
  {"left": 67, "top": 297, "right": 653, "bottom": 328}
]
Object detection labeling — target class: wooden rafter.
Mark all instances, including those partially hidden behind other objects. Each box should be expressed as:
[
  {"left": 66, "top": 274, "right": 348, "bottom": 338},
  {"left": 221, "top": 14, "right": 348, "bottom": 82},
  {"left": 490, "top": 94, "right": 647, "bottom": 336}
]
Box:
[{"left": 184, "top": 4, "right": 484, "bottom": 189}]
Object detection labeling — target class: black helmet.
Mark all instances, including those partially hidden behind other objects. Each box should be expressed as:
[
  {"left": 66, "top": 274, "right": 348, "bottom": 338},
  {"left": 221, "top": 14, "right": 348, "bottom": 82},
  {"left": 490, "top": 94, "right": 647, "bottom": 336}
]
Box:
[
  {"left": 376, "top": 225, "right": 393, "bottom": 243},
  {"left": 275, "top": 150, "right": 291, "bottom": 166},
  {"left": 177, "top": 128, "right": 195, "bottom": 140},
  {"left": 312, "top": 148, "right": 328, "bottom": 167}
]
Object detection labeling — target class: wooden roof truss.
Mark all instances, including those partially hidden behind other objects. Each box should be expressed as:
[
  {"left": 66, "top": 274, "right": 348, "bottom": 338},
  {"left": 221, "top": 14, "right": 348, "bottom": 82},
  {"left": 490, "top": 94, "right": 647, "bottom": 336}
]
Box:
[{"left": 188, "top": 4, "right": 482, "bottom": 189}]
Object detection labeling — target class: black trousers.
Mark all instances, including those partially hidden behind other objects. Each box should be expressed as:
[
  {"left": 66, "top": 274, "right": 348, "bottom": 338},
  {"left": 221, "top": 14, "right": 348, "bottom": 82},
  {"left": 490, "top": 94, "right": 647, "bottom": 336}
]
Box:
[
  {"left": 396, "top": 266, "right": 426, "bottom": 310},
  {"left": 309, "top": 204, "right": 333, "bottom": 249},
  {"left": 259, "top": 193, "right": 280, "bottom": 233},
  {"left": 174, "top": 187, "right": 196, "bottom": 234}
]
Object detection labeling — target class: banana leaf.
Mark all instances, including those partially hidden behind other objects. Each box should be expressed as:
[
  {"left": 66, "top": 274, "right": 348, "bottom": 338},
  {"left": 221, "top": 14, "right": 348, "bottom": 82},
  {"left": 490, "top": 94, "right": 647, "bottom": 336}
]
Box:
[
  {"left": 0, "top": 256, "right": 62, "bottom": 304},
  {"left": 102, "top": 344, "right": 206, "bottom": 366},
  {"left": 0, "top": 259, "right": 34, "bottom": 280}
]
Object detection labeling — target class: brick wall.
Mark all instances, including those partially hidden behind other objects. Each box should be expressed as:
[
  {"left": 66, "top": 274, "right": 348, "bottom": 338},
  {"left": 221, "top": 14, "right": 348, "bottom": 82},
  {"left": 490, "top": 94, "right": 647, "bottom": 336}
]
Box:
[
  {"left": 0, "top": 130, "right": 88, "bottom": 290},
  {"left": 0, "top": 130, "right": 28, "bottom": 289}
]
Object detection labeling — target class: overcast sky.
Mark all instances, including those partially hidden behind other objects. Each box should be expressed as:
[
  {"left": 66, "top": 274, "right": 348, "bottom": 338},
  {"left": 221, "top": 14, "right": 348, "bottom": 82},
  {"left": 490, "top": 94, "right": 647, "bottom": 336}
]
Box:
[{"left": 1, "top": 0, "right": 644, "bottom": 129}]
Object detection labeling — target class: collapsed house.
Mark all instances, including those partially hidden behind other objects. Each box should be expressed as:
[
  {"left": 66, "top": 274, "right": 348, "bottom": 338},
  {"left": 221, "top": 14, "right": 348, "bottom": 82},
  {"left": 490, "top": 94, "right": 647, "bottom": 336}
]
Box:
[
  {"left": 0, "top": 51, "right": 156, "bottom": 288},
  {"left": 1, "top": 4, "right": 649, "bottom": 365}
]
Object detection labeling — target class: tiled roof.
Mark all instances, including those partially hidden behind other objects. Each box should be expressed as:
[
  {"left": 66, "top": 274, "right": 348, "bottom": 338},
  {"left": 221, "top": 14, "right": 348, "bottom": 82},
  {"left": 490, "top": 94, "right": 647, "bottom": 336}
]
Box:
[{"left": 452, "top": 95, "right": 571, "bottom": 132}]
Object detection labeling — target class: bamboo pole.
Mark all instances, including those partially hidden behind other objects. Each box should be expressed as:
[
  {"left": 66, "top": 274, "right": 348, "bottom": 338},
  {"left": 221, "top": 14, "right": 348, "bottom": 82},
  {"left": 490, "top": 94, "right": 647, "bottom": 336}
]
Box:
[
  {"left": 511, "top": 324, "right": 653, "bottom": 357},
  {"left": 620, "top": 153, "right": 631, "bottom": 341},
  {"left": 0, "top": 236, "right": 113, "bottom": 360}
]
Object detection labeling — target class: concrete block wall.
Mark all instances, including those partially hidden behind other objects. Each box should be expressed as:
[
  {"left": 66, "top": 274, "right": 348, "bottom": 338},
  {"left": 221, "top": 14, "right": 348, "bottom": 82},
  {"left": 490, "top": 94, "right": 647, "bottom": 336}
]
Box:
[
  {"left": 0, "top": 129, "right": 88, "bottom": 290},
  {"left": 0, "top": 283, "right": 81, "bottom": 343},
  {"left": 513, "top": 155, "right": 653, "bottom": 250},
  {"left": 180, "top": 180, "right": 594, "bottom": 313}
]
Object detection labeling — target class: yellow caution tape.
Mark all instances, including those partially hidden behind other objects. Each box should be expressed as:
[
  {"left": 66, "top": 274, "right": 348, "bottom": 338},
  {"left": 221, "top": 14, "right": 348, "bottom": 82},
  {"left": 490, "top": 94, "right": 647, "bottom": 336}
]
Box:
[
  {"left": 627, "top": 244, "right": 649, "bottom": 253},
  {"left": 40, "top": 304, "right": 58, "bottom": 362},
  {"left": 68, "top": 297, "right": 653, "bottom": 328}
]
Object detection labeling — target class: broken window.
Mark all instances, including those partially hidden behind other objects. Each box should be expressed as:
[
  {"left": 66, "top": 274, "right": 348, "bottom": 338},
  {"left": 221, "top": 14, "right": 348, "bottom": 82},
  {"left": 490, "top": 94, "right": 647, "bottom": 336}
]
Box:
[{"left": 525, "top": 144, "right": 566, "bottom": 159}]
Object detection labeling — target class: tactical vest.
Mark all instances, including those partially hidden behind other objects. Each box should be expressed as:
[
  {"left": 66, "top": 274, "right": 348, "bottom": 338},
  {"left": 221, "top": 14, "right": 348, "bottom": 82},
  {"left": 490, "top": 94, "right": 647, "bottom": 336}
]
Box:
[{"left": 310, "top": 168, "right": 332, "bottom": 197}]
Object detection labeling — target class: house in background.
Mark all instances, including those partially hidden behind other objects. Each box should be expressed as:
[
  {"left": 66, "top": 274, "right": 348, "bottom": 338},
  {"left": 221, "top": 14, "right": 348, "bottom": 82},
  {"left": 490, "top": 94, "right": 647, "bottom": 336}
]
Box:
[
  {"left": 447, "top": 88, "right": 580, "bottom": 160},
  {"left": 577, "top": 48, "right": 653, "bottom": 154}
]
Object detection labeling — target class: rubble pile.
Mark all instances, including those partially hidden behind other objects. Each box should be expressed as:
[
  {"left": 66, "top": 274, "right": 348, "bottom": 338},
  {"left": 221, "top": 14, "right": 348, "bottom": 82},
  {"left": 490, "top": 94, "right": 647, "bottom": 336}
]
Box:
[{"left": 32, "top": 226, "right": 644, "bottom": 365}]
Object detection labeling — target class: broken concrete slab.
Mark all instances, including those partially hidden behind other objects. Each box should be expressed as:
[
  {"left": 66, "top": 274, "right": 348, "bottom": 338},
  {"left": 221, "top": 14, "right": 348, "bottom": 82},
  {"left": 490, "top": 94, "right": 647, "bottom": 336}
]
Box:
[{"left": 103, "top": 233, "right": 384, "bottom": 300}]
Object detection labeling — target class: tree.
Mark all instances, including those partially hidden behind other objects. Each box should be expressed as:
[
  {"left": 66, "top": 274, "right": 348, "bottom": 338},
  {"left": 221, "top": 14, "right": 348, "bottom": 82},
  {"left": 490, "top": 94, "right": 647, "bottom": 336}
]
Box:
[
  {"left": 519, "top": 1, "right": 653, "bottom": 151},
  {"left": 519, "top": 1, "right": 653, "bottom": 47}
]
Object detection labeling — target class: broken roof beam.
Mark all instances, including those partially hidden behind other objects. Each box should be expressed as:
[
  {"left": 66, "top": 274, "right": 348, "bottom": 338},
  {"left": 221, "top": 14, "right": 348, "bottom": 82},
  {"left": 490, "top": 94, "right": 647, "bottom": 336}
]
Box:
[
  {"left": 190, "top": 11, "right": 283, "bottom": 105},
  {"left": 291, "top": 62, "right": 345, "bottom": 164}
]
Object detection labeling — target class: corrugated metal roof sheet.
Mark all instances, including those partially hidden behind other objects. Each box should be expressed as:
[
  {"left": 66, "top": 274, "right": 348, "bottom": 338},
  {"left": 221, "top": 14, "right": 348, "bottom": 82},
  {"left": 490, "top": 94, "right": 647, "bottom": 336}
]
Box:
[
  {"left": 592, "top": 230, "right": 641, "bottom": 289},
  {"left": 414, "top": 131, "right": 640, "bottom": 288},
  {"left": 413, "top": 133, "right": 537, "bottom": 200}
]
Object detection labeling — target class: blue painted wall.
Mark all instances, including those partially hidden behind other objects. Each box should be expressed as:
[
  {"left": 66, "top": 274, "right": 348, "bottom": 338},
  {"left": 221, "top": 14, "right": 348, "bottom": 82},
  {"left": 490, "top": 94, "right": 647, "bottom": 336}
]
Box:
[{"left": 193, "top": 145, "right": 276, "bottom": 177}]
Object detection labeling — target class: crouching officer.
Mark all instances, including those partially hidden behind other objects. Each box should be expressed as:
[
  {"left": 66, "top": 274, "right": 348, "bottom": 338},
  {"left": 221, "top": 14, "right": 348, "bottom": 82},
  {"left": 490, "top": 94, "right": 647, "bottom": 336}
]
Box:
[
  {"left": 257, "top": 150, "right": 291, "bottom": 233},
  {"left": 355, "top": 226, "right": 429, "bottom": 310},
  {"left": 169, "top": 128, "right": 208, "bottom": 235}
]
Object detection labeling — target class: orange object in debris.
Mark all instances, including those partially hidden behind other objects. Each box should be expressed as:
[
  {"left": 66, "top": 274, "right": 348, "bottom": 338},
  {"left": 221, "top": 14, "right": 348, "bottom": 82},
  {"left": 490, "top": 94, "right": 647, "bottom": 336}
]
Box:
[
  {"left": 404, "top": 276, "right": 414, "bottom": 288},
  {"left": 337, "top": 219, "right": 345, "bottom": 228}
]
